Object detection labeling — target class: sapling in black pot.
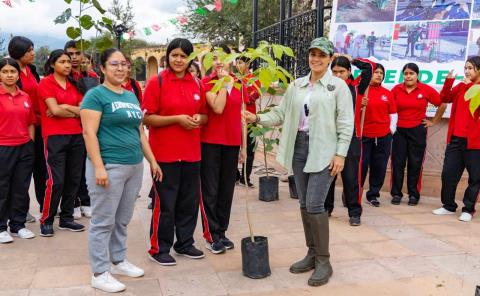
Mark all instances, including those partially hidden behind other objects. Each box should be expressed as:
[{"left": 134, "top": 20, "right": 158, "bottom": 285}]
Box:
[{"left": 193, "top": 41, "right": 294, "bottom": 279}]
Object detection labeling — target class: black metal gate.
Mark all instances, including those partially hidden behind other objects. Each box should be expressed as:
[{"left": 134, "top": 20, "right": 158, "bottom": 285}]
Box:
[{"left": 252, "top": 0, "right": 332, "bottom": 77}]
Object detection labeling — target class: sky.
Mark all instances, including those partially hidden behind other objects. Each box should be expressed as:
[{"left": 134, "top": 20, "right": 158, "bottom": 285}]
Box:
[{"left": 0, "top": 0, "right": 186, "bottom": 49}]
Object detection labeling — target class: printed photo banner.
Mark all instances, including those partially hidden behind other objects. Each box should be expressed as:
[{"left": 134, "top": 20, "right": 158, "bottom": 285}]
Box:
[{"left": 329, "top": 0, "right": 480, "bottom": 117}]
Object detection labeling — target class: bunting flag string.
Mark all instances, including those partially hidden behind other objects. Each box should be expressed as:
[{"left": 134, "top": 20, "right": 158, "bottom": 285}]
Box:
[{"left": 2, "top": 0, "right": 238, "bottom": 39}]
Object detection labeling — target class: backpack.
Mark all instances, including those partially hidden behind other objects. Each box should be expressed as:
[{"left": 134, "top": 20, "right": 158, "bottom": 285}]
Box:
[
  {"left": 130, "top": 78, "right": 140, "bottom": 99},
  {"left": 76, "top": 71, "right": 99, "bottom": 95}
]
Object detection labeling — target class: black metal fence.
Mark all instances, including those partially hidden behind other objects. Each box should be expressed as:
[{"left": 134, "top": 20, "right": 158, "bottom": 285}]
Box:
[{"left": 253, "top": 0, "right": 332, "bottom": 77}]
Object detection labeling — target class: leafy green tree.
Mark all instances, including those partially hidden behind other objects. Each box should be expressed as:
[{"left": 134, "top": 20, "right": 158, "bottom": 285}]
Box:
[
  {"left": 54, "top": 0, "right": 114, "bottom": 51},
  {"left": 0, "top": 28, "right": 6, "bottom": 58},
  {"left": 108, "top": 0, "right": 136, "bottom": 32},
  {"left": 33, "top": 46, "right": 50, "bottom": 76},
  {"left": 181, "top": 0, "right": 280, "bottom": 47}
]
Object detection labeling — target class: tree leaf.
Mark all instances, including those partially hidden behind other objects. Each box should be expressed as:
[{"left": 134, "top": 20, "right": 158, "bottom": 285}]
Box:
[
  {"left": 272, "top": 44, "right": 283, "bottom": 60},
  {"left": 469, "top": 94, "right": 480, "bottom": 117},
  {"left": 66, "top": 26, "right": 81, "bottom": 39},
  {"left": 464, "top": 84, "right": 480, "bottom": 101},
  {"left": 76, "top": 39, "right": 91, "bottom": 51},
  {"left": 203, "top": 52, "right": 214, "bottom": 73},
  {"left": 102, "top": 16, "right": 113, "bottom": 26},
  {"left": 54, "top": 8, "right": 72, "bottom": 24},
  {"left": 64, "top": 0, "right": 72, "bottom": 3},
  {"left": 92, "top": 0, "right": 106, "bottom": 14},
  {"left": 80, "top": 15, "right": 94, "bottom": 30},
  {"left": 259, "top": 68, "right": 272, "bottom": 89},
  {"left": 281, "top": 45, "right": 295, "bottom": 57}
]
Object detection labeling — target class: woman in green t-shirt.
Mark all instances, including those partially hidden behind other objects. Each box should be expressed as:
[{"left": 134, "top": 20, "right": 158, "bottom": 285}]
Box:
[{"left": 80, "top": 48, "right": 162, "bottom": 293}]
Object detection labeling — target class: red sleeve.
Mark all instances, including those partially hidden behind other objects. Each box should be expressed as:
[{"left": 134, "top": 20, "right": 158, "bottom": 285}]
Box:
[
  {"left": 354, "top": 93, "right": 363, "bottom": 138},
  {"left": 388, "top": 90, "right": 397, "bottom": 114},
  {"left": 26, "top": 94, "right": 37, "bottom": 125},
  {"left": 201, "top": 77, "right": 214, "bottom": 92},
  {"left": 135, "top": 81, "right": 143, "bottom": 104},
  {"left": 199, "top": 81, "right": 208, "bottom": 114},
  {"left": 37, "top": 79, "right": 55, "bottom": 102},
  {"left": 141, "top": 75, "right": 161, "bottom": 114},
  {"left": 242, "top": 83, "right": 249, "bottom": 104},
  {"left": 88, "top": 70, "right": 99, "bottom": 80},
  {"left": 425, "top": 84, "right": 441, "bottom": 106},
  {"left": 440, "top": 78, "right": 461, "bottom": 104}
]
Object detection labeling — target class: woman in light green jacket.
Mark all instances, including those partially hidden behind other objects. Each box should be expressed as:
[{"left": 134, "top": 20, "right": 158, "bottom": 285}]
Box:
[{"left": 244, "top": 37, "right": 354, "bottom": 287}]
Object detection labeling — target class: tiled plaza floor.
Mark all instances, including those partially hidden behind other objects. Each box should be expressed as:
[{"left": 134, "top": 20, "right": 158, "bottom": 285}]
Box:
[{"left": 1, "top": 164, "right": 479, "bottom": 295}]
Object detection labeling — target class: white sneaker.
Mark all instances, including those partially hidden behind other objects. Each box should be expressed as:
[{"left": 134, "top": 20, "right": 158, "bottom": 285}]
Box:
[
  {"left": 432, "top": 207, "right": 456, "bottom": 215},
  {"left": 12, "top": 228, "right": 35, "bottom": 239},
  {"left": 80, "top": 206, "right": 92, "bottom": 218},
  {"left": 91, "top": 272, "right": 126, "bottom": 293},
  {"left": 73, "top": 207, "right": 82, "bottom": 220},
  {"left": 459, "top": 212, "right": 473, "bottom": 222},
  {"left": 111, "top": 260, "right": 144, "bottom": 278},
  {"left": 0, "top": 231, "right": 13, "bottom": 243}
]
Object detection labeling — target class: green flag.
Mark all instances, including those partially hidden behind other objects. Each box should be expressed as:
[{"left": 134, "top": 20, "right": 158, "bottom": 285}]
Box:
[
  {"left": 143, "top": 27, "right": 152, "bottom": 36},
  {"left": 228, "top": 0, "right": 238, "bottom": 4},
  {"left": 195, "top": 7, "right": 207, "bottom": 15},
  {"left": 169, "top": 18, "right": 178, "bottom": 25}
]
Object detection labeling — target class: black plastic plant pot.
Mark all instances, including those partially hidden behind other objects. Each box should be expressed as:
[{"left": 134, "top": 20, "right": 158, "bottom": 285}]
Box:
[
  {"left": 259, "top": 176, "right": 279, "bottom": 202},
  {"left": 241, "top": 236, "right": 271, "bottom": 279},
  {"left": 288, "top": 175, "right": 298, "bottom": 199}
]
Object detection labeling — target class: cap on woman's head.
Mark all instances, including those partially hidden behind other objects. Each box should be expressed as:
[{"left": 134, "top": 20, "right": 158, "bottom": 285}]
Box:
[{"left": 308, "top": 37, "right": 334, "bottom": 56}]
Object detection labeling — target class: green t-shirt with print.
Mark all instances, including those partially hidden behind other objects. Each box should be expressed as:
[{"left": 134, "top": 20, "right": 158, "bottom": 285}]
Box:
[{"left": 81, "top": 85, "right": 143, "bottom": 165}]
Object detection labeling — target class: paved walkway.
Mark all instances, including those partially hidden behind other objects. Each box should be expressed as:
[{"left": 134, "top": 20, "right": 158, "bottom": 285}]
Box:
[{"left": 1, "top": 164, "right": 480, "bottom": 296}]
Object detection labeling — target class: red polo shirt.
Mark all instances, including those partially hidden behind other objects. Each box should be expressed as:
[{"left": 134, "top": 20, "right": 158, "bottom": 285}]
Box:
[
  {"left": 37, "top": 75, "right": 83, "bottom": 137},
  {"left": 440, "top": 78, "right": 480, "bottom": 149},
  {"left": 122, "top": 78, "right": 143, "bottom": 103},
  {"left": 142, "top": 69, "right": 207, "bottom": 162},
  {"left": 0, "top": 85, "right": 35, "bottom": 146},
  {"left": 201, "top": 73, "right": 246, "bottom": 146},
  {"left": 356, "top": 84, "right": 397, "bottom": 138},
  {"left": 243, "top": 73, "right": 260, "bottom": 114},
  {"left": 71, "top": 69, "right": 99, "bottom": 81},
  {"left": 19, "top": 66, "right": 40, "bottom": 125},
  {"left": 392, "top": 82, "right": 441, "bottom": 128}
]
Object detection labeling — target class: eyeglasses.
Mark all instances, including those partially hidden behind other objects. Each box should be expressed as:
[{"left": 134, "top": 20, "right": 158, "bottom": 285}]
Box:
[{"left": 107, "top": 61, "right": 129, "bottom": 69}]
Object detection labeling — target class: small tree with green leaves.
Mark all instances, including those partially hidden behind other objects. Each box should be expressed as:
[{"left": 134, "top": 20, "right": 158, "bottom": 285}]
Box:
[
  {"left": 191, "top": 41, "right": 294, "bottom": 240},
  {"left": 54, "top": 0, "right": 114, "bottom": 53}
]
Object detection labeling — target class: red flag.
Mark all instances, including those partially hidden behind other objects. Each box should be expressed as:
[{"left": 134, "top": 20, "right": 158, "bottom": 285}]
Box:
[
  {"left": 215, "top": 0, "right": 222, "bottom": 11},
  {"left": 151, "top": 24, "right": 161, "bottom": 31},
  {"left": 177, "top": 16, "right": 188, "bottom": 25},
  {"left": 2, "top": 0, "right": 12, "bottom": 7}
]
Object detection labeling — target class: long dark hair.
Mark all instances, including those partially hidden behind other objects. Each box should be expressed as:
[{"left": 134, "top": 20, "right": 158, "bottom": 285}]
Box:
[
  {"left": 0, "top": 57, "right": 23, "bottom": 89},
  {"left": 44, "top": 49, "right": 80, "bottom": 92},
  {"left": 331, "top": 56, "right": 354, "bottom": 80},
  {"left": 166, "top": 38, "right": 194, "bottom": 70},
  {"left": 8, "top": 36, "right": 40, "bottom": 83},
  {"left": 375, "top": 63, "right": 386, "bottom": 82}
]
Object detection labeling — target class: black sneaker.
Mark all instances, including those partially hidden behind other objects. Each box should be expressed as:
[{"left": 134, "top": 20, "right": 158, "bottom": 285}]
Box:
[
  {"left": 349, "top": 216, "right": 361, "bottom": 226},
  {"left": 367, "top": 198, "right": 380, "bottom": 207},
  {"left": 326, "top": 208, "right": 333, "bottom": 217},
  {"left": 205, "top": 241, "right": 226, "bottom": 254},
  {"left": 58, "top": 221, "right": 85, "bottom": 232},
  {"left": 175, "top": 246, "right": 205, "bottom": 259},
  {"left": 391, "top": 196, "right": 402, "bottom": 205},
  {"left": 149, "top": 253, "right": 176, "bottom": 266},
  {"left": 408, "top": 197, "right": 419, "bottom": 206},
  {"left": 148, "top": 202, "right": 153, "bottom": 210},
  {"left": 40, "top": 224, "right": 54, "bottom": 237},
  {"left": 239, "top": 179, "right": 255, "bottom": 188},
  {"left": 220, "top": 237, "right": 235, "bottom": 250}
]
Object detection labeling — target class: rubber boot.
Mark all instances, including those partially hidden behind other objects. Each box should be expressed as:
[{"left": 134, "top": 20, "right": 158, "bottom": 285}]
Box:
[
  {"left": 289, "top": 208, "right": 315, "bottom": 273},
  {"left": 308, "top": 212, "right": 333, "bottom": 286}
]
